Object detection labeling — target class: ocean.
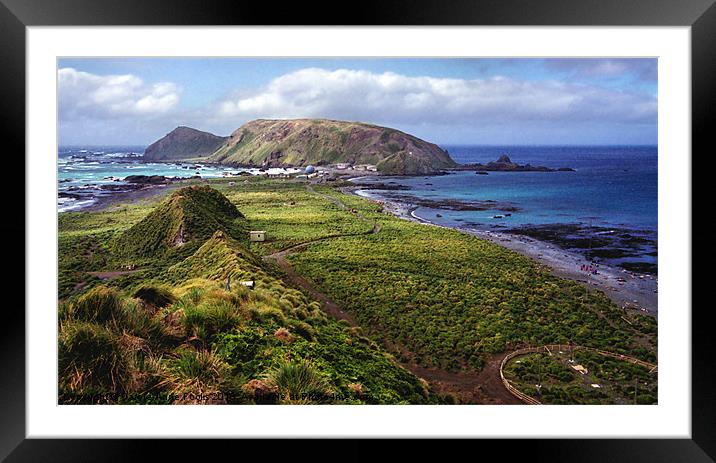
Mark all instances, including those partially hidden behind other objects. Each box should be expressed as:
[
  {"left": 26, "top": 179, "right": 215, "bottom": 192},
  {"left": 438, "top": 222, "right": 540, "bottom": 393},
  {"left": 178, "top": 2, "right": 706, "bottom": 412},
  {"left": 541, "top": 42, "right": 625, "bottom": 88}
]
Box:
[
  {"left": 58, "top": 144, "right": 658, "bottom": 273},
  {"left": 353, "top": 145, "right": 658, "bottom": 273},
  {"left": 57, "top": 146, "right": 299, "bottom": 212}
]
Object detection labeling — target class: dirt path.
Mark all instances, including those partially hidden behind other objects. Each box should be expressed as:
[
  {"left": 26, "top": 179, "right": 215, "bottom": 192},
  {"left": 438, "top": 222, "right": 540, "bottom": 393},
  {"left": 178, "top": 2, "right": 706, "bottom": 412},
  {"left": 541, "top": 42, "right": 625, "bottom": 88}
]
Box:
[
  {"left": 398, "top": 353, "right": 521, "bottom": 404},
  {"left": 263, "top": 186, "right": 519, "bottom": 404},
  {"left": 86, "top": 269, "right": 144, "bottom": 280},
  {"left": 265, "top": 247, "right": 358, "bottom": 325},
  {"left": 262, "top": 186, "right": 378, "bottom": 323}
]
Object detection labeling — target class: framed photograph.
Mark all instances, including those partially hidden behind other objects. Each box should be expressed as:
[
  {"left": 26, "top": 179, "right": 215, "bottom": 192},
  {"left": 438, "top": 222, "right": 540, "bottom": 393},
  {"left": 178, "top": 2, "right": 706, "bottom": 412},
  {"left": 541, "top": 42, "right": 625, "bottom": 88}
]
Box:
[{"left": 3, "top": 0, "right": 709, "bottom": 459}]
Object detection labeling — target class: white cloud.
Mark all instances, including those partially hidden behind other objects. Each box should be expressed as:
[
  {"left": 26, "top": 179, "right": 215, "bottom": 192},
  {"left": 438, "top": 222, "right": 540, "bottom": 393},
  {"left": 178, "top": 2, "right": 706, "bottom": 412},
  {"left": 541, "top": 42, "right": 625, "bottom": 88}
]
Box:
[
  {"left": 58, "top": 65, "right": 657, "bottom": 145},
  {"left": 58, "top": 68, "right": 180, "bottom": 119},
  {"left": 214, "top": 68, "right": 657, "bottom": 128}
]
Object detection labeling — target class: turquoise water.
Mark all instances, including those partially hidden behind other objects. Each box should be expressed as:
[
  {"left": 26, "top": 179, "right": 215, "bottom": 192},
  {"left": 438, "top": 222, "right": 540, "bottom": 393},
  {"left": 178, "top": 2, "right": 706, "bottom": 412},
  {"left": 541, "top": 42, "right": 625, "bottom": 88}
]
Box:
[
  {"left": 358, "top": 145, "right": 657, "bottom": 231},
  {"left": 355, "top": 145, "right": 657, "bottom": 272},
  {"left": 57, "top": 146, "right": 299, "bottom": 211}
]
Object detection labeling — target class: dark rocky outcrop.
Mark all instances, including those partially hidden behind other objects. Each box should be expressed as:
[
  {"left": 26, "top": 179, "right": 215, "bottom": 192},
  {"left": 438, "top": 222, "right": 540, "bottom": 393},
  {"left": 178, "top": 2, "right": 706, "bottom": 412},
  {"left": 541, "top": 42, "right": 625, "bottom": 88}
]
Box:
[
  {"left": 455, "top": 154, "right": 575, "bottom": 172},
  {"left": 123, "top": 175, "right": 172, "bottom": 184},
  {"left": 387, "top": 194, "right": 521, "bottom": 212}
]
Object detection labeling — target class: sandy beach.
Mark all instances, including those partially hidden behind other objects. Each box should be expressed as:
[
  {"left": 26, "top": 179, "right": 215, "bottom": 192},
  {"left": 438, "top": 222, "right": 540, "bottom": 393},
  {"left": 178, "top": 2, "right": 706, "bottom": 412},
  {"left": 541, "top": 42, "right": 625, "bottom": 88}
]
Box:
[{"left": 349, "top": 187, "right": 658, "bottom": 317}]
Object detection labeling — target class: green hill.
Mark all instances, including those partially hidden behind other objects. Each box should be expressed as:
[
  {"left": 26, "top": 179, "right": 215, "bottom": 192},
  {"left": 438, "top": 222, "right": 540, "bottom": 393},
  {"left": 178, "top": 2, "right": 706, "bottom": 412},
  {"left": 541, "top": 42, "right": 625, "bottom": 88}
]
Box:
[
  {"left": 112, "top": 185, "right": 244, "bottom": 260},
  {"left": 208, "top": 119, "right": 457, "bottom": 175},
  {"left": 163, "top": 230, "right": 262, "bottom": 284},
  {"left": 60, "top": 189, "right": 435, "bottom": 404},
  {"left": 144, "top": 126, "right": 228, "bottom": 161}
]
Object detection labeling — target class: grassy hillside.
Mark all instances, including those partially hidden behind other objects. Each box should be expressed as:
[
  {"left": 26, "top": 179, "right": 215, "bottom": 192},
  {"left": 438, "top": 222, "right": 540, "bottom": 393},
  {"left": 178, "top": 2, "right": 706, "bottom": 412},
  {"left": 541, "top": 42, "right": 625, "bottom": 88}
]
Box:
[
  {"left": 58, "top": 183, "right": 437, "bottom": 404},
  {"left": 208, "top": 119, "right": 456, "bottom": 175},
  {"left": 112, "top": 185, "right": 245, "bottom": 264},
  {"left": 58, "top": 177, "right": 657, "bottom": 404}
]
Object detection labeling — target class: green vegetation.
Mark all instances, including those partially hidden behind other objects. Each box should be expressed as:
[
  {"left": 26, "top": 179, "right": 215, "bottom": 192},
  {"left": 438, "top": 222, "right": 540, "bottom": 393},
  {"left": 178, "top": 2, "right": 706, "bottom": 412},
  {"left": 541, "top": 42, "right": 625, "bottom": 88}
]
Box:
[
  {"left": 58, "top": 179, "right": 657, "bottom": 405},
  {"left": 208, "top": 119, "right": 456, "bottom": 175},
  {"left": 133, "top": 284, "right": 176, "bottom": 308},
  {"left": 58, "top": 184, "right": 436, "bottom": 404},
  {"left": 217, "top": 181, "right": 374, "bottom": 255},
  {"left": 58, "top": 277, "right": 433, "bottom": 404},
  {"left": 261, "top": 360, "right": 331, "bottom": 404},
  {"left": 286, "top": 188, "right": 657, "bottom": 371},
  {"left": 503, "top": 351, "right": 657, "bottom": 404},
  {"left": 112, "top": 185, "right": 245, "bottom": 263}
]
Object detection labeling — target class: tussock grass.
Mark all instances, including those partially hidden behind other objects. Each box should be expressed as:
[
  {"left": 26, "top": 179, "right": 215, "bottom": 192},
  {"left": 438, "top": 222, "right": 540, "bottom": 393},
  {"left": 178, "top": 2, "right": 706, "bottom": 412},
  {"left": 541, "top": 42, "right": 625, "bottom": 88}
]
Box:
[
  {"left": 262, "top": 360, "right": 331, "bottom": 404},
  {"left": 133, "top": 285, "right": 176, "bottom": 309},
  {"left": 119, "top": 298, "right": 168, "bottom": 344},
  {"left": 246, "top": 302, "right": 286, "bottom": 325},
  {"left": 290, "top": 320, "right": 315, "bottom": 341},
  {"left": 161, "top": 347, "right": 236, "bottom": 403},
  {"left": 183, "top": 300, "right": 244, "bottom": 341},
  {"left": 59, "top": 321, "right": 136, "bottom": 395},
  {"left": 70, "top": 285, "right": 124, "bottom": 324}
]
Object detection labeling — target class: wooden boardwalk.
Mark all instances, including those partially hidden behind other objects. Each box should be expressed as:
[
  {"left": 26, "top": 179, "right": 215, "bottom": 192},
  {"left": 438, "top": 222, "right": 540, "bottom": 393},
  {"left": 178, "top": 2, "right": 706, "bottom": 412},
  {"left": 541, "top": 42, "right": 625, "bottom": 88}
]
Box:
[{"left": 499, "top": 344, "right": 657, "bottom": 405}]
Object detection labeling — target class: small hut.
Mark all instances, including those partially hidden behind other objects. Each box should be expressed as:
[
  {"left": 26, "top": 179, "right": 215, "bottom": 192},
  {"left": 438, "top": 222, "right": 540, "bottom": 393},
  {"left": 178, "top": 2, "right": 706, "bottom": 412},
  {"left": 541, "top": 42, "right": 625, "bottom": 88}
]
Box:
[{"left": 249, "top": 230, "right": 266, "bottom": 242}]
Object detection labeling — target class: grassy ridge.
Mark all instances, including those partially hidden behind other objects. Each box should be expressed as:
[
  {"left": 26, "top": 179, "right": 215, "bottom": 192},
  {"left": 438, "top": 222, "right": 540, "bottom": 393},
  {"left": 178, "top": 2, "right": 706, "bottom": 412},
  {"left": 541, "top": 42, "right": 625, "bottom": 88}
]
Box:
[
  {"left": 112, "top": 185, "right": 245, "bottom": 263},
  {"left": 58, "top": 183, "right": 436, "bottom": 404}
]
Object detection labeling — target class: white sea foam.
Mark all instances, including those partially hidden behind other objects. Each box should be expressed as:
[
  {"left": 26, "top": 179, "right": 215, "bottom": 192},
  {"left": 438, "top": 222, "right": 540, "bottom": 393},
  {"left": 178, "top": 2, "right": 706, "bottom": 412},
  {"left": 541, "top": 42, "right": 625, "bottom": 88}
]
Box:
[{"left": 58, "top": 197, "right": 96, "bottom": 212}]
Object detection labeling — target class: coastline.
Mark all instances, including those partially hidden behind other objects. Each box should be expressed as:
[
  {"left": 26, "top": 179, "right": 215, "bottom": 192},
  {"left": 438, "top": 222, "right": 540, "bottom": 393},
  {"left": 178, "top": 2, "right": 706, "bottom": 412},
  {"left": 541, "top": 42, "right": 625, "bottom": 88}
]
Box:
[
  {"left": 60, "top": 170, "right": 658, "bottom": 316},
  {"left": 61, "top": 178, "right": 207, "bottom": 212},
  {"left": 80, "top": 184, "right": 174, "bottom": 212},
  {"left": 346, "top": 185, "right": 658, "bottom": 316}
]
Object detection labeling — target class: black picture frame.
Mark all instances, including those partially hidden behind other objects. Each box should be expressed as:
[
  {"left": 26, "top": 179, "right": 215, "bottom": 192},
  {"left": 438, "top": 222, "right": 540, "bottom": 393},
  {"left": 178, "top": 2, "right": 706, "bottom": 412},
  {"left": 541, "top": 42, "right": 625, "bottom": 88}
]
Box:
[{"left": 2, "top": 0, "right": 708, "bottom": 460}]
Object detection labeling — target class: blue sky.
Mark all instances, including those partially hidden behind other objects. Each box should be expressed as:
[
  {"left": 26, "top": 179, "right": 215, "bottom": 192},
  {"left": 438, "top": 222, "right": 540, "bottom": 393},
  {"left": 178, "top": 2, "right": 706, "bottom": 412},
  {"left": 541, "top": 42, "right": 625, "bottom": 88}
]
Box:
[{"left": 58, "top": 58, "right": 657, "bottom": 146}]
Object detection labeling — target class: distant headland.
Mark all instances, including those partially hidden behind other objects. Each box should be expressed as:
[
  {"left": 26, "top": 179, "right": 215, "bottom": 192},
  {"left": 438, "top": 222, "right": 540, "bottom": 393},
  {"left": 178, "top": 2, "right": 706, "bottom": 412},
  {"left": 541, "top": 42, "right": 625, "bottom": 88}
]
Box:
[
  {"left": 143, "top": 119, "right": 457, "bottom": 176},
  {"left": 143, "top": 120, "right": 575, "bottom": 176}
]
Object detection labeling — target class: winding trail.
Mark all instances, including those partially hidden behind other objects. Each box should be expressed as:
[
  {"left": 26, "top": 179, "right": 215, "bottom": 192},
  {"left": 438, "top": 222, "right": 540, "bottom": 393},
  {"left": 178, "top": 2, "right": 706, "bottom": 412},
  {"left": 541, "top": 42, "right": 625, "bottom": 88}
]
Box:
[
  {"left": 86, "top": 269, "right": 145, "bottom": 280},
  {"left": 262, "top": 185, "right": 519, "bottom": 404}
]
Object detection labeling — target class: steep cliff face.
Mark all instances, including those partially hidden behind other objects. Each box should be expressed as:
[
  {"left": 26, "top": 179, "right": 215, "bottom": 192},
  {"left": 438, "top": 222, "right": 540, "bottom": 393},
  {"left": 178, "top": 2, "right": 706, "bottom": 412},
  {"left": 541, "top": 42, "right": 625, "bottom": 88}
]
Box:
[
  {"left": 144, "top": 127, "right": 228, "bottom": 161},
  {"left": 208, "top": 119, "right": 456, "bottom": 175}
]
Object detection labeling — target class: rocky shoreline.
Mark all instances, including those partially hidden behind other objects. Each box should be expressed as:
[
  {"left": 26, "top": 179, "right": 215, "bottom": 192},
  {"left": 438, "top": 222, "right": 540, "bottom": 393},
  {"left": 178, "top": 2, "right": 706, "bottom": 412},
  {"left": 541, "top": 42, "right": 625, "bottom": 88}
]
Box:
[
  {"left": 502, "top": 223, "right": 657, "bottom": 275},
  {"left": 61, "top": 176, "right": 205, "bottom": 212},
  {"left": 385, "top": 193, "right": 521, "bottom": 212}
]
